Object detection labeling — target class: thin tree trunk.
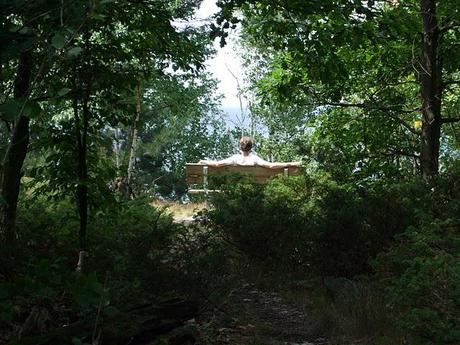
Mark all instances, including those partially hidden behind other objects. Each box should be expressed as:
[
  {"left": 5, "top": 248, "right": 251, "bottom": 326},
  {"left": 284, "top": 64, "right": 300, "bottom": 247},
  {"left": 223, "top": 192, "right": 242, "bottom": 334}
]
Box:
[
  {"left": 80, "top": 90, "right": 89, "bottom": 249},
  {"left": 75, "top": 25, "right": 91, "bottom": 271},
  {"left": 126, "top": 82, "right": 141, "bottom": 198},
  {"left": 74, "top": 85, "right": 89, "bottom": 272},
  {"left": 114, "top": 127, "right": 121, "bottom": 170},
  {"left": 0, "top": 62, "right": 4, "bottom": 103},
  {"left": 419, "top": 0, "right": 442, "bottom": 179},
  {"left": 0, "top": 51, "right": 33, "bottom": 243}
]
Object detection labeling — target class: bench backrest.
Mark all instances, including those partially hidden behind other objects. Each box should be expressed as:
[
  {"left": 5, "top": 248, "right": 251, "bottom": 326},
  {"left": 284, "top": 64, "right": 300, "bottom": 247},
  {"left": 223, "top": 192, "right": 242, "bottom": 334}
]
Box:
[{"left": 186, "top": 164, "right": 301, "bottom": 193}]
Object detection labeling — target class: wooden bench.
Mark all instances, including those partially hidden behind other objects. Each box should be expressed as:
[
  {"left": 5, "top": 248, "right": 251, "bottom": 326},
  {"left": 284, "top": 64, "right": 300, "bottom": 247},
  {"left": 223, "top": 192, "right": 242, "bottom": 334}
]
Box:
[{"left": 185, "top": 163, "right": 301, "bottom": 194}]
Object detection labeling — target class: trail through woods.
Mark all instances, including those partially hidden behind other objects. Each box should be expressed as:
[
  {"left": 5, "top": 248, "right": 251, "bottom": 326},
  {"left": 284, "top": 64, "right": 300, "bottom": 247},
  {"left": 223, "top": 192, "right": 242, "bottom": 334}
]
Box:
[
  {"left": 194, "top": 281, "right": 363, "bottom": 345},
  {"left": 172, "top": 213, "right": 364, "bottom": 345}
]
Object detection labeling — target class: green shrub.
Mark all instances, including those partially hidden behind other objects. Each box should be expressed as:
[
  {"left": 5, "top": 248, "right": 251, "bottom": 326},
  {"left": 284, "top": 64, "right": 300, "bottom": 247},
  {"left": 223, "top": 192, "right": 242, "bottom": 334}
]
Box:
[
  {"left": 206, "top": 176, "right": 309, "bottom": 273},
  {"left": 375, "top": 221, "right": 460, "bottom": 345},
  {"left": 374, "top": 170, "right": 460, "bottom": 345},
  {"left": 205, "top": 172, "right": 411, "bottom": 278},
  {"left": 0, "top": 196, "right": 189, "bottom": 343}
]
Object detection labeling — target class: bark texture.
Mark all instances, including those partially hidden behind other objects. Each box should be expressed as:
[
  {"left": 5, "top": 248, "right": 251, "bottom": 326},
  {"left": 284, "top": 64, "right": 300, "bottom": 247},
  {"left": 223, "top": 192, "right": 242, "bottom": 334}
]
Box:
[
  {"left": 126, "top": 82, "right": 142, "bottom": 198},
  {"left": 420, "top": 0, "right": 442, "bottom": 179},
  {"left": 0, "top": 51, "right": 33, "bottom": 242}
]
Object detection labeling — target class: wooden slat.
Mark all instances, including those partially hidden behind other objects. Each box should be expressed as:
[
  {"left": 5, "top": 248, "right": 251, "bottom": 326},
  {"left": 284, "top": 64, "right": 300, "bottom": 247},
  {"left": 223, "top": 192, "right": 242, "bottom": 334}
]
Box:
[
  {"left": 188, "top": 189, "right": 221, "bottom": 194},
  {"left": 185, "top": 163, "right": 301, "bottom": 184},
  {"left": 186, "top": 164, "right": 205, "bottom": 184}
]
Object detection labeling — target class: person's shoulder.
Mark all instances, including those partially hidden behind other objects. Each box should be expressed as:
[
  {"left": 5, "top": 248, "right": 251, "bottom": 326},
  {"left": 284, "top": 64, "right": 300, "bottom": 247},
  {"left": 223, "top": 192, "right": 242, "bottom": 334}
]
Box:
[
  {"left": 218, "top": 153, "right": 241, "bottom": 165},
  {"left": 227, "top": 153, "right": 241, "bottom": 161},
  {"left": 251, "top": 152, "right": 267, "bottom": 161}
]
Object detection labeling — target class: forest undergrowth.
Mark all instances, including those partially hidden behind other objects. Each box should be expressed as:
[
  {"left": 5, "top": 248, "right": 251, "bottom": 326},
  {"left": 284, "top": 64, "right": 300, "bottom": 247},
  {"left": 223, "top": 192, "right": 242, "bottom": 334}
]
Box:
[{"left": 3, "top": 167, "right": 460, "bottom": 345}]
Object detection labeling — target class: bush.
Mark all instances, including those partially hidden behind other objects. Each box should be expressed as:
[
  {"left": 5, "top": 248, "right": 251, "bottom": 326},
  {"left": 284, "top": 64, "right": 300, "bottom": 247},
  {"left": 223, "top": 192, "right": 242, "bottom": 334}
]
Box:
[
  {"left": 89, "top": 197, "right": 182, "bottom": 289},
  {"left": 375, "top": 221, "right": 460, "bottom": 345},
  {"left": 0, "top": 196, "right": 188, "bottom": 343},
  {"left": 374, "top": 170, "right": 460, "bottom": 345},
  {"left": 205, "top": 172, "right": 411, "bottom": 278}
]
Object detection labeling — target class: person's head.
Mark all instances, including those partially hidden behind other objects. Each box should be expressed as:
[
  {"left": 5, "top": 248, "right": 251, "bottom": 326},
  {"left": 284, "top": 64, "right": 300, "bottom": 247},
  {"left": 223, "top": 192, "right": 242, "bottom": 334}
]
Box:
[{"left": 239, "top": 136, "right": 253, "bottom": 153}]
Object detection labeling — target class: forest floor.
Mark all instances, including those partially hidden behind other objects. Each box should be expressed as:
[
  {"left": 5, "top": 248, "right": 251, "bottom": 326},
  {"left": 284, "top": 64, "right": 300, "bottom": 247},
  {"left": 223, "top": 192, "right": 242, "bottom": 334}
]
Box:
[
  {"left": 192, "top": 278, "right": 372, "bottom": 345},
  {"left": 169, "top": 206, "right": 374, "bottom": 345}
]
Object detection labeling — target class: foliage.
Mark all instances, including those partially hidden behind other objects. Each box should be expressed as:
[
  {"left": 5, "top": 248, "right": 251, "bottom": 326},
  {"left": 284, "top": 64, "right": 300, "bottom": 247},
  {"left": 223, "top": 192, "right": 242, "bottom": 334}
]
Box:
[
  {"left": 306, "top": 107, "right": 419, "bottom": 181},
  {"left": 205, "top": 173, "right": 412, "bottom": 278},
  {"left": 128, "top": 73, "right": 233, "bottom": 199},
  {"left": 217, "top": 0, "right": 460, "bottom": 176},
  {"left": 1, "top": 0, "right": 224, "bottom": 232},
  {"left": 374, "top": 168, "right": 460, "bottom": 345},
  {"left": 0, "top": 1, "right": 239, "bottom": 340},
  {"left": 0, "top": 194, "right": 229, "bottom": 342},
  {"left": 202, "top": 171, "right": 460, "bottom": 342},
  {"left": 27, "top": 119, "right": 116, "bottom": 208},
  {"left": 2, "top": 0, "right": 460, "bottom": 343}
]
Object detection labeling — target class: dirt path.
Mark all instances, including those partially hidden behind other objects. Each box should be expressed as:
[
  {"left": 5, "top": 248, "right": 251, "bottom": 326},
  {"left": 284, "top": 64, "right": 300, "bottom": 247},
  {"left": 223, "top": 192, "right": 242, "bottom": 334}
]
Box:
[
  {"left": 196, "top": 282, "right": 334, "bottom": 345},
  {"left": 172, "top": 213, "right": 358, "bottom": 345}
]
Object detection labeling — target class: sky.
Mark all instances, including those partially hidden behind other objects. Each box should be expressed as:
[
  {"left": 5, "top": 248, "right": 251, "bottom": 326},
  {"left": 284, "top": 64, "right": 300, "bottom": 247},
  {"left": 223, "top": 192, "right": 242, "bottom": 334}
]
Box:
[{"left": 195, "top": 0, "right": 247, "bottom": 110}]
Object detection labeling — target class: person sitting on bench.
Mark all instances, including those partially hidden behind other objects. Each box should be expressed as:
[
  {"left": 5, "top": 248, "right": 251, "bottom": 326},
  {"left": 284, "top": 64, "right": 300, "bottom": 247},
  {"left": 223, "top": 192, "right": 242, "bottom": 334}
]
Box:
[{"left": 198, "top": 136, "right": 301, "bottom": 168}]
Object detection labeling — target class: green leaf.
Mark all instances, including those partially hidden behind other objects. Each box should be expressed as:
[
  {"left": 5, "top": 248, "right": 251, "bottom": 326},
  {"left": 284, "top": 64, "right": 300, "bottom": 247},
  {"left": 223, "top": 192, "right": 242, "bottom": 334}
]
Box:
[
  {"left": 8, "top": 24, "right": 21, "bottom": 33},
  {"left": 51, "top": 32, "right": 66, "bottom": 49},
  {"left": 92, "top": 13, "right": 107, "bottom": 21},
  {"left": 0, "top": 100, "right": 42, "bottom": 120},
  {"left": 71, "top": 338, "right": 84, "bottom": 345},
  {"left": 67, "top": 46, "right": 83, "bottom": 57},
  {"left": 57, "top": 88, "right": 72, "bottom": 97},
  {"left": 18, "top": 27, "right": 30, "bottom": 35},
  {"left": 24, "top": 101, "right": 42, "bottom": 118},
  {"left": 0, "top": 100, "right": 22, "bottom": 120}
]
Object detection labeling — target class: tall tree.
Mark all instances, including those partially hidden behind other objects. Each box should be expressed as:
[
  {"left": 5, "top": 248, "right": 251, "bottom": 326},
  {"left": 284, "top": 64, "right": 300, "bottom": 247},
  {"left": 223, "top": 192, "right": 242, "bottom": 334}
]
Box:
[
  {"left": 0, "top": 0, "right": 87, "bottom": 241},
  {"left": 126, "top": 81, "right": 142, "bottom": 198},
  {"left": 419, "top": 0, "right": 442, "bottom": 178},
  {"left": 0, "top": 51, "right": 33, "bottom": 242}
]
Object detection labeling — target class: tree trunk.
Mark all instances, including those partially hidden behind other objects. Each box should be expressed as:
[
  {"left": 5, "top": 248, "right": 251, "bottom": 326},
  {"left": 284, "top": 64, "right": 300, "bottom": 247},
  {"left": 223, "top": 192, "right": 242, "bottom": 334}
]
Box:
[
  {"left": 73, "top": 82, "right": 89, "bottom": 272},
  {"left": 419, "top": 0, "right": 442, "bottom": 179},
  {"left": 79, "top": 90, "right": 89, "bottom": 252},
  {"left": 0, "top": 51, "right": 33, "bottom": 243},
  {"left": 72, "top": 59, "right": 89, "bottom": 272},
  {"left": 114, "top": 127, "right": 121, "bottom": 170},
  {"left": 126, "top": 82, "right": 142, "bottom": 198}
]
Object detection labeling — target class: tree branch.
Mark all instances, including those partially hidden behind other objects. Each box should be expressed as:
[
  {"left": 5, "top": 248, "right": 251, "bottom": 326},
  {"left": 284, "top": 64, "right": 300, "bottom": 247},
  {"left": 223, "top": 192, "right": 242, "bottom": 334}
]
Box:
[
  {"left": 386, "top": 112, "right": 421, "bottom": 135},
  {"left": 440, "top": 22, "right": 460, "bottom": 33},
  {"left": 308, "top": 99, "right": 421, "bottom": 134},
  {"left": 367, "top": 150, "right": 420, "bottom": 159},
  {"left": 318, "top": 101, "right": 419, "bottom": 114}
]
